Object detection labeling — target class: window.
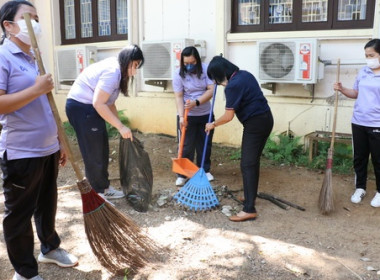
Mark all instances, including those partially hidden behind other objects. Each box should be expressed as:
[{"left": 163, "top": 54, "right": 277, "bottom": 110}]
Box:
[
  {"left": 59, "top": 0, "right": 128, "bottom": 44},
  {"left": 231, "top": 0, "right": 375, "bottom": 33}
]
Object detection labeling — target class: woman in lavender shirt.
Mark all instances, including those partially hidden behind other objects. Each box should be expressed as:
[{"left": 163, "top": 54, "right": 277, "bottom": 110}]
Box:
[
  {"left": 66, "top": 45, "right": 144, "bottom": 200},
  {"left": 334, "top": 39, "right": 380, "bottom": 207},
  {"left": 0, "top": 1, "right": 77, "bottom": 279},
  {"left": 172, "top": 46, "right": 215, "bottom": 187}
]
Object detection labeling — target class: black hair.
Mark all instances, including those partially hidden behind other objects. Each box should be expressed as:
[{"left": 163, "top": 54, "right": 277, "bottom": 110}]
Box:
[
  {"left": 364, "top": 38, "right": 380, "bottom": 54},
  {"left": 118, "top": 44, "right": 144, "bottom": 96},
  {"left": 0, "top": 0, "right": 34, "bottom": 45},
  {"left": 207, "top": 56, "right": 239, "bottom": 85},
  {"left": 179, "top": 46, "right": 202, "bottom": 79}
]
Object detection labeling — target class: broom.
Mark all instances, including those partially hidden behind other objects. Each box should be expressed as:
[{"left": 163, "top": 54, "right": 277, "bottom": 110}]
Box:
[
  {"left": 24, "top": 13, "right": 159, "bottom": 274},
  {"left": 173, "top": 85, "right": 219, "bottom": 211},
  {"left": 318, "top": 59, "right": 341, "bottom": 215}
]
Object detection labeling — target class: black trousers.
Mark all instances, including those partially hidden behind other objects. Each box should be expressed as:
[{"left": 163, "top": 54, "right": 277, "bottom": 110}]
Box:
[
  {"left": 1, "top": 151, "right": 61, "bottom": 278},
  {"left": 352, "top": 123, "right": 380, "bottom": 192},
  {"left": 176, "top": 114, "right": 214, "bottom": 177},
  {"left": 241, "top": 111, "right": 273, "bottom": 213},
  {"left": 66, "top": 98, "right": 110, "bottom": 193}
]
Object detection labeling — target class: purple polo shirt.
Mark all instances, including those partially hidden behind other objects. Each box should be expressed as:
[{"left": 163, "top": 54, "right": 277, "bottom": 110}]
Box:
[
  {"left": 352, "top": 66, "right": 380, "bottom": 127},
  {"left": 68, "top": 57, "right": 121, "bottom": 105},
  {"left": 0, "top": 39, "right": 59, "bottom": 160},
  {"left": 172, "top": 63, "right": 213, "bottom": 116}
]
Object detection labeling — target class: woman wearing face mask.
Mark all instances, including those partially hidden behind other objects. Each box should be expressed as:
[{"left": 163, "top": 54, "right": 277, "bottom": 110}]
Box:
[
  {"left": 334, "top": 38, "right": 380, "bottom": 207},
  {"left": 65, "top": 45, "right": 144, "bottom": 200},
  {"left": 172, "top": 46, "right": 215, "bottom": 187},
  {"left": 0, "top": 1, "right": 78, "bottom": 280}
]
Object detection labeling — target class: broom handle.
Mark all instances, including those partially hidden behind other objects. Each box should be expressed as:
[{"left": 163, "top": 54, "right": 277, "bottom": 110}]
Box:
[
  {"left": 24, "top": 13, "right": 84, "bottom": 180},
  {"left": 330, "top": 59, "right": 341, "bottom": 150},
  {"left": 178, "top": 102, "right": 190, "bottom": 158},
  {"left": 200, "top": 84, "right": 217, "bottom": 169}
]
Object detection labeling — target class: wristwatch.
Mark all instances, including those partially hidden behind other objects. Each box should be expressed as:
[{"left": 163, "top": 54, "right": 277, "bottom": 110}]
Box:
[{"left": 195, "top": 99, "right": 200, "bottom": 106}]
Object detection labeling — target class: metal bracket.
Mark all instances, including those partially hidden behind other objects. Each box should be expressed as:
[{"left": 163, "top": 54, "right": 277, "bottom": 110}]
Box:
[
  {"left": 261, "top": 83, "right": 276, "bottom": 94},
  {"left": 144, "top": 80, "right": 168, "bottom": 90}
]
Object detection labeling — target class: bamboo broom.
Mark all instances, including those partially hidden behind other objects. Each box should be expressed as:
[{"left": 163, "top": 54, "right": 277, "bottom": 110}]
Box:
[
  {"left": 24, "top": 13, "right": 159, "bottom": 274},
  {"left": 318, "top": 59, "right": 341, "bottom": 215}
]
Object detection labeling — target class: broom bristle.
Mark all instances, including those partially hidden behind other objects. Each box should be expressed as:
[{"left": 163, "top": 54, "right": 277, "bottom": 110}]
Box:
[
  {"left": 318, "top": 157, "right": 335, "bottom": 215},
  {"left": 77, "top": 179, "right": 160, "bottom": 275},
  {"left": 174, "top": 169, "right": 219, "bottom": 211}
]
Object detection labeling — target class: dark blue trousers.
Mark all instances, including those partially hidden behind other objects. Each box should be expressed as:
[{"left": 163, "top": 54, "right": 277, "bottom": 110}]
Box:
[
  {"left": 1, "top": 151, "right": 61, "bottom": 278},
  {"left": 66, "top": 98, "right": 110, "bottom": 193},
  {"left": 176, "top": 114, "right": 214, "bottom": 177},
  {"left": 241, "top": 111, "right": 273, "bottom": 213}
]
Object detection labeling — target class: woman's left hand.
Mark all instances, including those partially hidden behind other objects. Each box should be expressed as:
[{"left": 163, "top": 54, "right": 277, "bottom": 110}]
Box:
[
  {"left": 119, "top": 125, "right": 134, "bottom": 141},
  {"left": 184, "top": 100, "right": 197, "bottom": 110}
]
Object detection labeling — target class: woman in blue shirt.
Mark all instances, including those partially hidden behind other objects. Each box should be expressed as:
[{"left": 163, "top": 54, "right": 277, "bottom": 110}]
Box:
[{"left": 206, "top": 56, "right": 273, "bottom": 222}]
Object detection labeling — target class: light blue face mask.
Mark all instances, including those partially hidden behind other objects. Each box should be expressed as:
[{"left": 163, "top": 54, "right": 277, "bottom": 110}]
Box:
[{"left": 185, "top": 64, "right": 196, "bottom": 73}]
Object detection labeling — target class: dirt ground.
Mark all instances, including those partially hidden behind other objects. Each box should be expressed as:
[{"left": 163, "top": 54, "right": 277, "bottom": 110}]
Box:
[{"left": 1, "top": 132, "right": 380, "bottom": 280}]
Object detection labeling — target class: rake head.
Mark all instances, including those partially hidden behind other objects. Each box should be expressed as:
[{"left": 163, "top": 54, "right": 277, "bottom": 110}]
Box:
[{"left": 173, "top": 168, "right": 219, "bottom": 211}]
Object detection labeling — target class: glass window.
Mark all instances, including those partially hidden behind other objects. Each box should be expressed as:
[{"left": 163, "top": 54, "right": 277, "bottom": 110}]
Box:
[
  {"left": 98, "top": 0, "right": 111, "bottom": 36},
  {"left": 117, "top": 0, "right": 128, "bottom": 34},
  {"left": 302, "top": 0, "right": 328, "bottom": 22},
  {"left": 238, "top": 0, "right": 261, "bottom": 26},
  {"left": 337, "top": 0, "right": 366, "bottom": 21},
  {"left": 80, "top": 0, "right": 93, "bottom": 38},
  {"left": 64, "top": 0, "right": 76, "bottom": 39},
  {"left": 60, "top": 0, "right": 128, "bottom": 44},
  {"left": 269, "top": 0, "right": 293, "bottom": 24},
  {"left": 231, "top": 0, "right": 375, "bottom": 33}
]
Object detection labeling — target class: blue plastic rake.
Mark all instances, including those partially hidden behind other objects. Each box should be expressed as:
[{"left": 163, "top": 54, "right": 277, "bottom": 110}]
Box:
[{"left": 173, "top": 85, "right": 219, "bottom": 211}]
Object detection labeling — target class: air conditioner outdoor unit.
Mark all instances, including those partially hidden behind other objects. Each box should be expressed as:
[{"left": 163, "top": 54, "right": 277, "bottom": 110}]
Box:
[
  {"left": 258, "top": 39, "right": 319, "bottom": 84},
  {"left": 56, "top": 46, "right": 97, "bottom": 85},
  {"left": 141, "top": 39, "right": 195, "bottom": 80}
]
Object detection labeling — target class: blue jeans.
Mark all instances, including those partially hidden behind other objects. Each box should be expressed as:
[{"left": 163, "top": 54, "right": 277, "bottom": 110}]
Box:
[{"left": 66, "top": 98, "right": 110, "bottom": 193}]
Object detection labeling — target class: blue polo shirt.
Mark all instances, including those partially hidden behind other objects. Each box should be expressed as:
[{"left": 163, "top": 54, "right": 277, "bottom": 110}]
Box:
[
  {"left": 225, "top": 70, "right": 270, "bottom": 123},
  {"left": 352, "top": 66, "right": 380, "bottom": 127},
  {"left": 0, "top": 39, "right": 59, "bottom": 160}
]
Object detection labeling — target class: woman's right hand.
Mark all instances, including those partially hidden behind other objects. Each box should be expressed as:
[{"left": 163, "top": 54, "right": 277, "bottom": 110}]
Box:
[
  {"left": 34, "top": 73, "right": 54, "bottom": 95},
  {"left": 333, "top": 82, "right": 343, "bottom": 92},
  {"left": 119, "top": 125, "right": 133, "bottom": 141}
]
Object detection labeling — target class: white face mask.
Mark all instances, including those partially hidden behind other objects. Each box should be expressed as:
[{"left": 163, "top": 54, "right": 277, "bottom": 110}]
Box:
[
  {"left": 13, "top": 19, "right": 41, "bottom": 45},
  {"left": 366, "top": 57, "right": 380, "bottom": 69}
]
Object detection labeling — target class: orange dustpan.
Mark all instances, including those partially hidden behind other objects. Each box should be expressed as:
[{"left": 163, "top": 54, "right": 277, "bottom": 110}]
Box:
[{"left": 172, "top": 107, "right": 199, "bottom": 178}]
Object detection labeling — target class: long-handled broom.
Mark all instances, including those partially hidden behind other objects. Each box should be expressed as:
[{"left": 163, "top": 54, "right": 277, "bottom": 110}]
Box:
[
  {"left": 25, "top": 13, "right": 159, "bottom": 274},
  {"left": 173, "top": 85, "right": 219, "bottom": 211},
  {"left": 318, "top": 59, "right": 341, "bottom": 215}
]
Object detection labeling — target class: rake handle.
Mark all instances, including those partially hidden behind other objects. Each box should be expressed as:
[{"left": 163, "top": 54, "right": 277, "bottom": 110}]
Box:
[
  {"left": 24, "top": 13, "right": 84, "bottom": 180},
  {"left": 178, "top": 102, "right": 190, "bottom": 159},
  {"left": 200, "top": 84, "right": 217, "bottom": 169},
  {"left": 330, "top": 59, "right": 341, "bottom": 150}
]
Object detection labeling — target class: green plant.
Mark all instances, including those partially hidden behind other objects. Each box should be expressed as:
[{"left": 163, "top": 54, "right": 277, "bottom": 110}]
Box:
[{"left": 263, "top": 133, "right": 307, "bottom": 165}]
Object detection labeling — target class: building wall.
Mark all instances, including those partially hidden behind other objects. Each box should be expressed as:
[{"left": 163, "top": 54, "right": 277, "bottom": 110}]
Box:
[{"left": 1, "top": 0, "right": 379, "bottom": 146}]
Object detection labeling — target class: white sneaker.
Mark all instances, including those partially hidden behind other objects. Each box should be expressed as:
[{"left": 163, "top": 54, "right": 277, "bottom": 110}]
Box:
[
  {"left": 175, "top": 177, "right": 187, "bottom": 186},
  {"left": 13, "top": 272, "right": 43, "bottom": 280},
  {"left": 38, "top": 248, "right": 78, "bottom": 268},
  {"left": 351, "top": 188, "right": 366, "bottom": 204},
  {"left": 100, "top": 186, "right": 125, "bottom": 200},
  {"left": 370, "top": 192, "right": 380, "bottom": 207},
  {"left": 206, "top": 172, "right": 214, "bottom": 181}
]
